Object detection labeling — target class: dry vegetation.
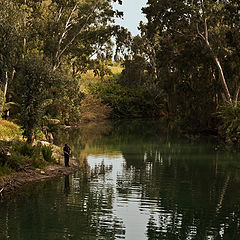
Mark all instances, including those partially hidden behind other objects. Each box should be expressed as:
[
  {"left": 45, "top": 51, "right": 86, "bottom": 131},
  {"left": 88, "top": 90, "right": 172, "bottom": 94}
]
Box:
[{"left": 0, "top": 120, "right": 22, "bottom": 140}]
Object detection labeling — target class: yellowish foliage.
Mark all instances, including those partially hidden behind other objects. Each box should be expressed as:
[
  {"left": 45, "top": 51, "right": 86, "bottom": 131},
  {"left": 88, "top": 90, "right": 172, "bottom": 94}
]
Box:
[
  {"left": 0, "top": 120, "right": 22, "bottom": 140},
  {"left": 80, "top": 94, "right": 112, "bottom": 122},
  {"left": 80, "top": 66, "right": 123, "bottom": 90}
]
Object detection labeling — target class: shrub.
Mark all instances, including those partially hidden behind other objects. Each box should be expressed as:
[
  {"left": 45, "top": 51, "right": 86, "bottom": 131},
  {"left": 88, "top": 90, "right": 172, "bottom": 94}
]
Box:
[
  {"left": 80, "top": 94, "right": 112, "bottom": 122},
  {"left": 89, "top": 83, "right": 158, "bottom": 118},
  {"left": 217, "top": 103, "right": 240, "bottom": 145},
  {"left": 0, "top": 120, "right": 22, "bottom": 139},
  {"left": 0, "top": 141, "right": 28, "bottom": 172},
  {"left": 13, "top": 142, "right": 35, "bottom": 157},
  {"left": 11, "top": 142, "right": 48, "bottom": 169},
  {"left": 0, "top": 166, "right": 14, "bottom": 177},
  {"left": 41, "top": 145, "right": 55, "bottom": 163},
  {"left": 31, "top": 156, "right": 47, "bottom": 169},
  {"left": 0, "top": 140, "right": 58, "bottom": 176},
  {"left": 6, "top": 152, "right": 28, "bottom": 171}
]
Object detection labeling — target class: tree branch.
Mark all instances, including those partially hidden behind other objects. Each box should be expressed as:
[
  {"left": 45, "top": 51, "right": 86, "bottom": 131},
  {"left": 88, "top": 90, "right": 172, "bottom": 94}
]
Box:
[
  {"left": 57, "top": 7, "right": 63, "bottom": 22},
  {"left": 233, "top": 81, "right": 240, "bottom": 107},
  {"left": 54, "top": 4, "right": 78, "bottom": 69},
  {"left": 196, "top": 3, "right": 232, "bottom": 104},
  {"left": 53, "top": 0, "right": 101, "bottom": 71}
]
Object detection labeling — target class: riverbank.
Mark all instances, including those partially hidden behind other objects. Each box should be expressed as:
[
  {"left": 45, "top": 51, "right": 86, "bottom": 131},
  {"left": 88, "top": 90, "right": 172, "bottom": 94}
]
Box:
[
  {"left": 0, "top": 120, "right": 82, "bottom": 200},
  {"left": 0, "top": 158, "right": 80, "bottom": 199}
]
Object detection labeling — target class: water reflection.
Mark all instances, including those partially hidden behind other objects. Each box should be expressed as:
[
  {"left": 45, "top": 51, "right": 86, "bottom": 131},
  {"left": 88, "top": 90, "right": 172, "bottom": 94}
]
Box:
[
  {"left": 1, "top": 120, "right": 240, "bottom": 240},
  {"left": 64, "top": 175, "right": 70, "bottom": 195}
]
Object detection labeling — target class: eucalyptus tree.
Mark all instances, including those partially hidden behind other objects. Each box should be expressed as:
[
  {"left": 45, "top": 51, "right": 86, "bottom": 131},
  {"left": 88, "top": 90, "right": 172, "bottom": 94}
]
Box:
[
  {"left": 0, "top": 0, "right": 23, "bottom": 117},
  {"left": 143, "top": 0, "right": 240, "bottom": 105},
  {"left": 141, "top": 0, "right": 240, "bottom": 128},
  {"left": 27, "top": 0, "right": 122, "bottom": 73}
]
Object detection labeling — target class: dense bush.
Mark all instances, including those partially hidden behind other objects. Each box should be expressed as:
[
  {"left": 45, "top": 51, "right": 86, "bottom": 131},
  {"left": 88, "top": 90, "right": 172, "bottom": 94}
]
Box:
[
  {"left": 0, "top": 141, "right": 28, "bottom": 175},
  {"left": 80, "top": 94, "right": 112, "bottom": 122},
  {"left": 41, "top": 145, "right": 55, "bottom": 163},
  {"left": 0, "top": 141, "right": 55, "bottom": 176},
  {"left": 89, "top": 83, "right": 161, "bottom": 118},
  {"left": 217, "top": 104, "right": 240, "bottom": 145}
]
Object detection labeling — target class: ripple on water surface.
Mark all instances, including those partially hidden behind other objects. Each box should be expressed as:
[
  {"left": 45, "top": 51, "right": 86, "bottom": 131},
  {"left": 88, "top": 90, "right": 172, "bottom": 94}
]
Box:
[{"left": 1, "top": 128, "right": 240, "bottom": 240}]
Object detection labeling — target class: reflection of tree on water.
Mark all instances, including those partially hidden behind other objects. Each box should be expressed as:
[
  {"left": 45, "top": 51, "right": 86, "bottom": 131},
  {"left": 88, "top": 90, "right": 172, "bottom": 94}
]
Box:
[
  {"left": 90, "top": 160, "right": 113, "bottom": 178},
  {"left": 0, "top": 170, "right": 125, "bottom": 240},
  {"left": 120, "top": 141, "right": 240, "bottom": 240},
  {"left": 53, "top": 121, "right": 113, "bottom": 160},
  {"left": 50, "top": 120, "right": 240, "bottom": 239}
]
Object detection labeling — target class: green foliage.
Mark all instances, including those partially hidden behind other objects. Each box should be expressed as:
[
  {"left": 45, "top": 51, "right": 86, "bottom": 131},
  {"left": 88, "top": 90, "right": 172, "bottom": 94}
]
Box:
[
  {"left": 14, "top": 54, "right": 55, "bottom": 143},
  {"left": 29, "top": 0, "right": 121, "bottom": 71},
  {"left": 12, "top": 142, "right": 36, "bottom": 158},
  {"left": 138, "top": 0, "right": 240, "bottom": 129},
  {"left": 0, "top": 120, "right": 22, "bottom": 139},
  {"left": 89, "top": 82, "right": 161, "bottom": 118},
  {"left": 41, "top": 145, "right": 55, "bottom": 163},
  {"left": 45, "top": 69, "right": 83, "bottom": 125},
  {"left": 0, "top": 141, "right": 55, "bottom": 176},
  {"left": 0, "top": 141, "right": 27, "bottom": 173},
  {"left": 0, "top": 166, "right": 13, "bottom": 177},
  {"left": 217, "top": 104, "right": 240, "bottom": 145},
  {"left": 0, "top": 0, "right": 23, "bottom": 70},
  {"left": 0, "top": 0, "right": 124, "bottom": 130},
  {"left": 6, "top": 151, "right": 27, "bottom": 172}
]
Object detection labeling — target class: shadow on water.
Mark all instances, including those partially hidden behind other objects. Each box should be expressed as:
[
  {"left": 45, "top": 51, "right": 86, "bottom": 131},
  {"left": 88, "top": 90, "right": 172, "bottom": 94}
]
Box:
[
  {"left": 64, "top": 175, "right": 70, "bottom": 195},
  {"left": 1, "top": 120, "right": 240, "bottom": 239}
]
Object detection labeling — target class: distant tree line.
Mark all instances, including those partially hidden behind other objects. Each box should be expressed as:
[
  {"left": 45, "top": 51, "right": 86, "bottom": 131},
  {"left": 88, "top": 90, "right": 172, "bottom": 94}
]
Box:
[{"left": 1, "top": 0, "right": 240, "bottom": 146}]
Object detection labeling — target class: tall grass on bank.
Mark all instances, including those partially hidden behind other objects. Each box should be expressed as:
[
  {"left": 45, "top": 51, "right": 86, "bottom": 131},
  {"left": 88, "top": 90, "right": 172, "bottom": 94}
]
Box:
[
  {"left": 0, "top": 141, "right": 56, "bottom": 177},
  {"left": 80, "top": 66, "right": 123, "bottom": 90},
  {"left": 0, "top": 120, "right": 22, "bottom": 140}
]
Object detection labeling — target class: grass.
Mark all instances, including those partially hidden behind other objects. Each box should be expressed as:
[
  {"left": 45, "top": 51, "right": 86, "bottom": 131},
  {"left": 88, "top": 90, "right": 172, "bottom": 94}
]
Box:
[
  {"left": 0, "top": 120, "right": 22, "bottom": 140},
  {"left": 0, "top": 166, "right": 14, "bottom": 177},
  {"left": 80, "top": 66, "right": 123, "bottom": 90},
  {"left": 0, "top": 140, "right": 56, "bottom": 177}
]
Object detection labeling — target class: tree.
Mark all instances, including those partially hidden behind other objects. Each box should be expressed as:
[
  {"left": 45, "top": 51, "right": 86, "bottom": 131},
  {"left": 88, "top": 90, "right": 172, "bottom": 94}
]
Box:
[
  {"left": 0, "top": 0, "right": 23, "bottom": 117},
  {"left": 143, "top": 0, "right": 240, "bottom": 106},
  {"left": 140, "top": 0, "right": 240, "bottom": 129},
  {"left": 14, "top": 55, "right": 54, "bottom": 144},
  {"left": 23, "top": 0, "right": 122, "bottom": 73}
]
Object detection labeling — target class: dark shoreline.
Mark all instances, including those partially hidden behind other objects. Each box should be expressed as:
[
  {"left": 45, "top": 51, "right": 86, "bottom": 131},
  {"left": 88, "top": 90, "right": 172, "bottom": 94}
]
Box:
[{"left": 0, "top": 163, "right": 79, "bottom": 200}]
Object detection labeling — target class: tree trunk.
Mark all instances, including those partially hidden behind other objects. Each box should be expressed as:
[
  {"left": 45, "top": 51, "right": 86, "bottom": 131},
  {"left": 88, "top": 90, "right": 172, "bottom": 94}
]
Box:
[
  {"left": 0, "top": 72, "right": 9, "bottom": 118},
  {"left": 197, "top": 18, "right": 233, "bottom": 104},
  {"left": 26, "top": 129, "right": 34, "bottom": 145},
  {"left": 233, "top": 81, "right": 240, "bottom": 107},
  {"left": 212, "top": 54, "right": 232, "bottom": 104},
  {"left": 1, "top": 69, "right": 15, "bottom": 118},
  {"left": 22, "top": 0, "right": 27, "bottom": 59}
]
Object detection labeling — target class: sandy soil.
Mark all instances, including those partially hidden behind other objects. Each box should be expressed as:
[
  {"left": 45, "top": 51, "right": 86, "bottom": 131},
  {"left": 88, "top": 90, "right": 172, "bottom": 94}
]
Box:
[{"left": 0, "top": 159, "right": 80, "bottom": 199}]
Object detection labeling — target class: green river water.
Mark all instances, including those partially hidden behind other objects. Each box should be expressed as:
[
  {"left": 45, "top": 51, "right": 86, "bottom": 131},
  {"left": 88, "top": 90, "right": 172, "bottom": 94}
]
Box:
[{"left": 1, "top": 120, "right": 240, "bottom": 240}]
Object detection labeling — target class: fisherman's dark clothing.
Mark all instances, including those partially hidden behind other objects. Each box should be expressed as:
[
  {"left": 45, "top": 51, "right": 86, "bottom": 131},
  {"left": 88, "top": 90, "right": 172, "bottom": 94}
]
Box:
[{"left": 63, "top": 146, "right": 71, "bottom": 167}]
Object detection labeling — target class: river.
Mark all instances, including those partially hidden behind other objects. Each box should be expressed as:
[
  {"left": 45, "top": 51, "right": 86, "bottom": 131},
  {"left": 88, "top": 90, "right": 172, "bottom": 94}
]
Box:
[{"left": 1, "top": 120, "right": 240, "bottom": 240}]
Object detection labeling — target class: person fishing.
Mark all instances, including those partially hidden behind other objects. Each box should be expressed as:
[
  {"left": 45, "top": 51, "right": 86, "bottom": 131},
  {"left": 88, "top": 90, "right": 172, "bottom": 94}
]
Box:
[{"left": 63, "top": 143, "right": 71, "bottom": 167}]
